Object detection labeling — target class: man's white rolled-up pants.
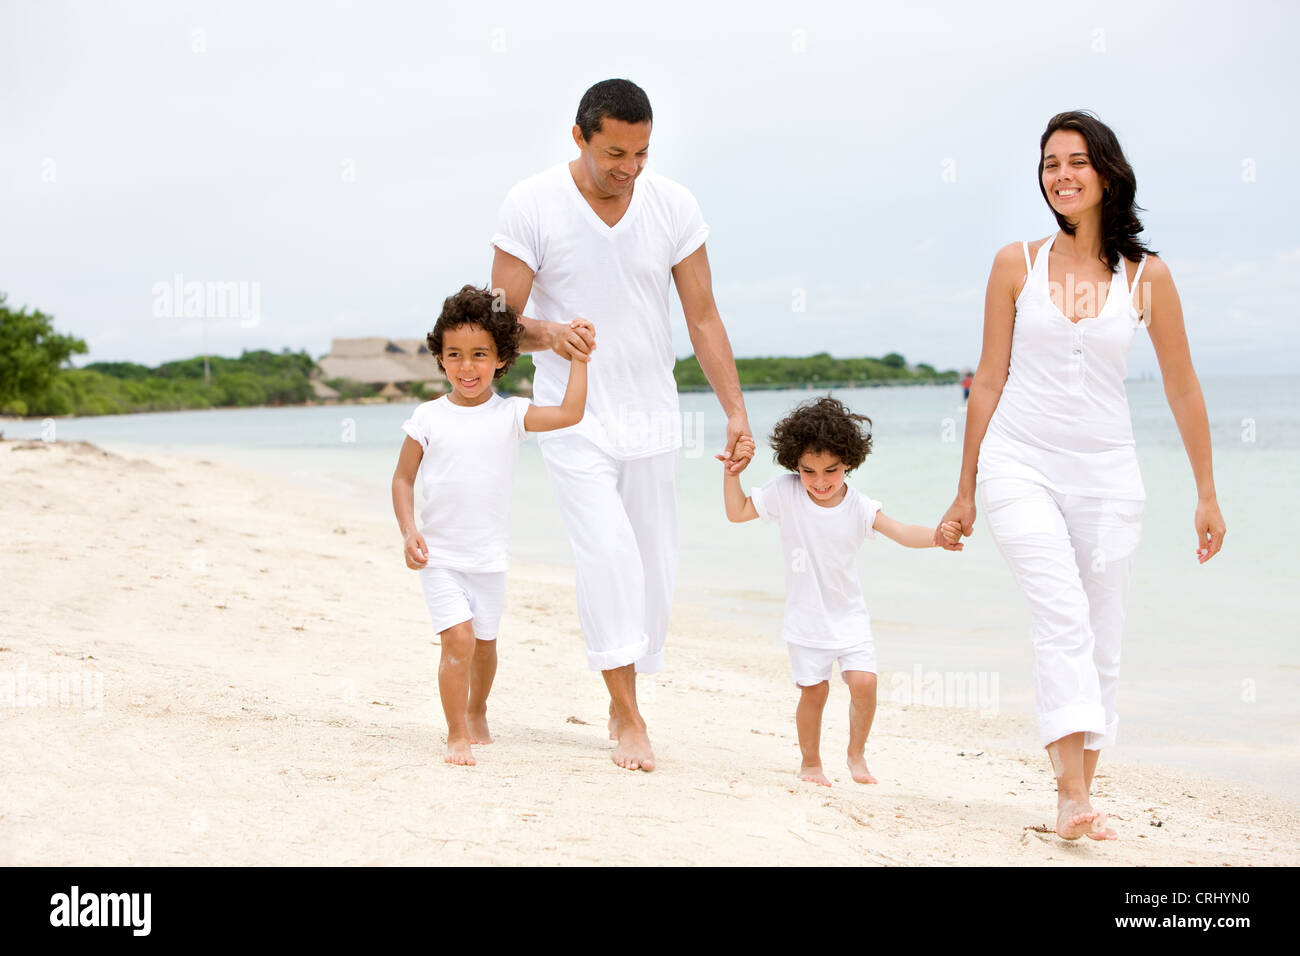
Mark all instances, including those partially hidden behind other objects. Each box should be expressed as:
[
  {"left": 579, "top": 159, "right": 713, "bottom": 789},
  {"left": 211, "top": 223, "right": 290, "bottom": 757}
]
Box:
[
  {"left": 540, "top": 433, "right": 678, "bottom": 674},
  {"left": 980, "top": 476, "right": 1143, "bottom": 751}
]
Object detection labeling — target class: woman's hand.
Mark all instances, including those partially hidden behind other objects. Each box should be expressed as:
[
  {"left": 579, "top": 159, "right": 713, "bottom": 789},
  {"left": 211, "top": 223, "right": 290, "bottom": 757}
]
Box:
[
  {"left": 1194, "top": 497, "right": 1226, "bottom": 564},
  {"left": 935, "top": 494, "right": 976, "bottom": 549}
]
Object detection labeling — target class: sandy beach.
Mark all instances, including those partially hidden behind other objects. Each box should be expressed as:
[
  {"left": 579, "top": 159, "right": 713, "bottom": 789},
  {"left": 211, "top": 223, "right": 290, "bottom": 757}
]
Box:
[{"left": 1, "top": 436, "right": 1295, "bottom": 866}]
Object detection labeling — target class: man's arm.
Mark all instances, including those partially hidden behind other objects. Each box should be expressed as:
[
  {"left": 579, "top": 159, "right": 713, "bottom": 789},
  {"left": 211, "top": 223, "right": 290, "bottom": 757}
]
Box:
[
  {"left": 491, "top": 247, "right": 595, "bottom": 360},
  {"left": 672, "top": 243, "right": 751, "bottom": 474}
]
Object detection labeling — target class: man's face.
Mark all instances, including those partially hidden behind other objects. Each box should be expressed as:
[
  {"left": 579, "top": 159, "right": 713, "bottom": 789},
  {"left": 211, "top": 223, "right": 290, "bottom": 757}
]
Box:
[{"left": 573, "top": 117, "right": 651, "bottom": 198}]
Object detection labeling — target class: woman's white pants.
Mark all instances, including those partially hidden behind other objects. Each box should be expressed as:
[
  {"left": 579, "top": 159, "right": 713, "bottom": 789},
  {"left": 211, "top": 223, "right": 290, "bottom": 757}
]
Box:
[
  {"left": 979, "top": 476, "right": 1144, "bottom": 751},
  {"left": 540, "top": 434, "right": 678, "bottom": 674}
]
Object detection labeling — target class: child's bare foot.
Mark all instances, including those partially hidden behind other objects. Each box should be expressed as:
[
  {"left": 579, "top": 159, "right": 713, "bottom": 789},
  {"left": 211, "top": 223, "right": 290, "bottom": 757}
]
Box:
[
  {"left": 846, "top": 753, "right": 878, "bottom": 784},
  {"left": 797, "top": 764, "right": 831, "bottom": 787},
  {"left": 445, "top": 737, "right": 476, "bottom": 766},
  {"left": 612, "top": 721, "right": 655, "bottom": 772},
  {"left": 467, "top": 709, "right": 492, "bottom": 745},
  {"left": 1056, "top": 796, "right": 1112, "bottom": 840}
]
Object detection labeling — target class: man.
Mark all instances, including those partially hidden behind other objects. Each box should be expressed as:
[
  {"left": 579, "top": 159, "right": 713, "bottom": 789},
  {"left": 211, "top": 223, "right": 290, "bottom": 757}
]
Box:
[{"left": 490, "top": 78, "right": 751, "bottom": 772}]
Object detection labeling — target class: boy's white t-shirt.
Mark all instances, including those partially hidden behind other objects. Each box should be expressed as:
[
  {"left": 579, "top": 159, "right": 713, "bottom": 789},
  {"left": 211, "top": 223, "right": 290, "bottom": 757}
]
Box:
[
  {"left": 490, "top": 163, "right": 709, "bottom": 460},
  {"left": 751, "top": 473, "right": 883, "bottom": 650},
  {"left": 401, "top": 392, "right": 531, "bottom": 573}
]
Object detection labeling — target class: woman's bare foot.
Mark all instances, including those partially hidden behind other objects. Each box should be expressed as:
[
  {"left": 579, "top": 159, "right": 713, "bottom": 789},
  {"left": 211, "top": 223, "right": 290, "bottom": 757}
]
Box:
[
  {"left": 846, "top": 753, "right": 877, "bottom": 784},
  {"left": 612, "top": 721, "right": 655, "bottom": 772},
  {"left": 467, "top": 709, "right": 492, "bottom": 745},
  {"left": 445, "top": 737, "right": 476, "bottom": 766},
  {"left": 798, "top": 764, "right": 831, "bottom": 787},
  {"left": 1056, "top": 796, "right": 1110, "bottom": 840}
]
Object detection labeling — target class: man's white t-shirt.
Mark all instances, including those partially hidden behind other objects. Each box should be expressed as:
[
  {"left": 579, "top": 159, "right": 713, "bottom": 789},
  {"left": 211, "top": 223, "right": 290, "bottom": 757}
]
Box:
[
  {"left": 401, "top": 393, "right": 531, "bottom": 573},
  {"left": 751, "top": 474, "right": 883, "bottom": 650},
  {"left": 490, "top": 163, "right": 709, "bottom": 460}
]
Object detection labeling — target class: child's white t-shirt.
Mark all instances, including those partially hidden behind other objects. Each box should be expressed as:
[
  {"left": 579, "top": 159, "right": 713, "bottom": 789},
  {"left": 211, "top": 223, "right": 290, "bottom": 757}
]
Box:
[
  {"left": 401, "top": 393, "right": 531, "bottom": 573},
  {"left": 750, "top": 473, "right": 883, "bottom": 650},
  {"left": 490, "top": 163, "right": 709, "bottom": 460}
]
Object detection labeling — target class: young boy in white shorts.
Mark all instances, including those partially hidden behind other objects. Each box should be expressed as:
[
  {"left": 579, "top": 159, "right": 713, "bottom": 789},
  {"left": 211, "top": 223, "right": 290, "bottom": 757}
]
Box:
[
  {"left": 722, "top": 396, "right": 962, "bottom": 786},
  {"left": 392, "top": 285, "right": 590, "bottom": 767}
]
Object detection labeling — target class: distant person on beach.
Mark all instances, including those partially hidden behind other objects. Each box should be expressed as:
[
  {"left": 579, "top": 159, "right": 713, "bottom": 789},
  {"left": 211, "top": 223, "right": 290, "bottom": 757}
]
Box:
[
  {"left": 391, "top": 286, "right": 589, "bottom": 767},
  {"left": 724, "top": 396, "right": 963, "bottom": 786},
  {"left": 960, "top": 370, "right": 973, "bottom": 402},
  {"left": 490, "top": 78, "right": 752, "bottom": 772},
  {"left": 936, "top": 111, "right": 1225, "bottom": 839}
]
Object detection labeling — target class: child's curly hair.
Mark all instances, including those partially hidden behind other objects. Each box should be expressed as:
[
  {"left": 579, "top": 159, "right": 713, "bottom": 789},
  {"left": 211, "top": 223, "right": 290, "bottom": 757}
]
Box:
[
  {"left": 770, "top": 396, "right": 873, "bottom": 472},
  {"left": 426, "top": 285, "right": 523, "bottom": 380}
]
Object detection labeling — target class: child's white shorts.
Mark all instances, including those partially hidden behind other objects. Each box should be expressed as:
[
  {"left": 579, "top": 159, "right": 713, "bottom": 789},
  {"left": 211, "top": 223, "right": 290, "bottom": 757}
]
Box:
[
  {"left": 786, "top": 639, "right": 877, "bottom": 687},
  {"left": 419, "top": 567, "right": 507, "bottom": 640}
]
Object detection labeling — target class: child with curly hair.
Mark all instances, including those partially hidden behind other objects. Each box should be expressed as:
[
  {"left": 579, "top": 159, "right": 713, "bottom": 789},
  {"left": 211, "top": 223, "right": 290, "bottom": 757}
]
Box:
[
  {"left": 392, "top": 285, "right": 591, "bottom": 767},
  {"left": 723, "top": 396, "right": 962, "bottom": 786}
]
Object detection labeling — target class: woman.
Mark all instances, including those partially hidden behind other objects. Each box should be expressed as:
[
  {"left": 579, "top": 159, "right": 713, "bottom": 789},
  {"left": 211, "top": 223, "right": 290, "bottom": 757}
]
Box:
[{"left": 938, "top": 110, "right": 1226, "bottom": 840}]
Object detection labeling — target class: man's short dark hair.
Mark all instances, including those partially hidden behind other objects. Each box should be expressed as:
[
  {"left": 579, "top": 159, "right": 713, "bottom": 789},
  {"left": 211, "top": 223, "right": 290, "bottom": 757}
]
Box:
[{"left": 575, "top": 79, "right": 653, "bottom": 141}]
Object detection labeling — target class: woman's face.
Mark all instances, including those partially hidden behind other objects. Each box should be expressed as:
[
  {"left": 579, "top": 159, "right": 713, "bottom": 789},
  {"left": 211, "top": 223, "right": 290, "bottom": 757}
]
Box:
[{"left": 1041, "top": 129, "right": 1107, "bottom": 221}]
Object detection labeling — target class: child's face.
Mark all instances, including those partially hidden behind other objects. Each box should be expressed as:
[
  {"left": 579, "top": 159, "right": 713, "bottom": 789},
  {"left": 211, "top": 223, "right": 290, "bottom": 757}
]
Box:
[
  {"left": 797, "top": 449, "right": 848, "bottom": 505},
  {"left": 441, "top": 324, "right": 505, "bottom": 406}
]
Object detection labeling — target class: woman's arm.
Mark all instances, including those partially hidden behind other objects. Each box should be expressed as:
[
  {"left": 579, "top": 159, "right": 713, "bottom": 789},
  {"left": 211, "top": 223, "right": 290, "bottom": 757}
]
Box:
[
  {"left": 1140, "top": 255, "right": 1226, "bottom": 563},
  {"left": 935, "top": 243, "right": 1022, "bottom": 546}
]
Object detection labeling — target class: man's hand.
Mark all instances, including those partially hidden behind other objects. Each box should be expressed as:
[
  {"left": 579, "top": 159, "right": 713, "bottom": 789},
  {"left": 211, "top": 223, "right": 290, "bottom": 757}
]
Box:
[
  {"left": 717, "top": 434, "right": 756, "bottom": 470},
  {"left": 719, "top": 415, "right": 755, "bottom": 475},
  {"left": 551, "top": 318, "right": 596, "bottom": 362}
]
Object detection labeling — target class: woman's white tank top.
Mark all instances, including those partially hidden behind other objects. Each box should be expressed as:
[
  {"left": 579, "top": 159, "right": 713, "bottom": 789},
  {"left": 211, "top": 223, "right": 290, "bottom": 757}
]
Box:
[{"left": 977, "top": 232, "right": 1148, "bottom": 500}]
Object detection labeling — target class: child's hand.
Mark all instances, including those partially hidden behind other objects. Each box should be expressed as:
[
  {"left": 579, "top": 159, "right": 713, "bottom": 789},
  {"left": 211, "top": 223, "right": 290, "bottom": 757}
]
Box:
[
  {"left": 718, "top": 435, "right": 755, "bottom": 469},
  {"left": 404, "top": 531, "right": 430, "bottom": 569},
  {"left": 938, "top": 520, "right": 965, "bottom": 551}
]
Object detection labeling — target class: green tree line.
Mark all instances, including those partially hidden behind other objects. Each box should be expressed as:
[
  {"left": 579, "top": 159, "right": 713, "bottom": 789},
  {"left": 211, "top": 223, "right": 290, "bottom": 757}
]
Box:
[
  {"left": 1, "top": 292, "right": 956, "bottom": 419},
  {"left": 0, "top": 292, "right": 317, "bottom": 417},
  {"left": 673, "top": 352, "right": 959, "bottom": 390}
]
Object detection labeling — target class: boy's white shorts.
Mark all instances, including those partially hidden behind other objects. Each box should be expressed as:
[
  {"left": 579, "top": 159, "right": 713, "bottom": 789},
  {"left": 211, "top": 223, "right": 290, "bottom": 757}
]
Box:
[
  {"left": 786, "top": 640, "right": 877, "bottom": 687},
  {"left": 419, "top": 567, "right": 507, "bottom": 640}
]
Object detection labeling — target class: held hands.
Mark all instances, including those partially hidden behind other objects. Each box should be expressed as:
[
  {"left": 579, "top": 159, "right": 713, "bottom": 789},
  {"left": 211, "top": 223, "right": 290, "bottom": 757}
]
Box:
[
  {"left": 1194, "top": 497, "right": 1226, "bottom": 564},
  {"left": 717, "top": 428, "right": 755, "bottom": 475},
  {"left": 936, "top": 520, "right": 965, "bottom": 550},
  {"left": 403, "top": 531, "right": 429, "bottom": 570},
  {"left": 935, "top": 495, "right": 976, "bottom": 550},
  {"left": 552, "top": 317, "right": 596, "bottom": 362}
]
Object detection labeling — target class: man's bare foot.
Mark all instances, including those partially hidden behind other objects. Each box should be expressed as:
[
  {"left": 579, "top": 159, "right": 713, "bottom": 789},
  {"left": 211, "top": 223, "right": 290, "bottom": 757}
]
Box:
[
  {"left": 797, "top": 764, "right": 831, "bottom": 787},
  {"left": 607, "top": 701, "right": 619, "bottom": 741},
  {"left": 1056, "top": 797, "right": 1110, "bottom": 840},
  {"left": 612, "top": 722, "right": 655, "bottom": 772},
  {"left": 846, "top": 753, "right": 878, "bottom": 784},
  {"left": 445, "top": 738, "right": 476, "bottom": 766},
  {"left": 467, "top": 710, "right": 492, "bottom": 745}
]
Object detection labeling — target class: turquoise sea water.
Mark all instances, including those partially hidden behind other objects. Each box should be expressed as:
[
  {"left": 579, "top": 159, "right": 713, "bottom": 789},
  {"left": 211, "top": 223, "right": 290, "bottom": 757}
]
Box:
[{"left": 6, "top": 375, "right": 1297, "bottom": 798}]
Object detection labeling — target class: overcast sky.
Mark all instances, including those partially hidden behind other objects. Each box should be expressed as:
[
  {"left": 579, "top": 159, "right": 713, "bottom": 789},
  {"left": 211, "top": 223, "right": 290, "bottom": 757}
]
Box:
[{"left": 2, "top": 0, "right": 1296, "bottom": 378}]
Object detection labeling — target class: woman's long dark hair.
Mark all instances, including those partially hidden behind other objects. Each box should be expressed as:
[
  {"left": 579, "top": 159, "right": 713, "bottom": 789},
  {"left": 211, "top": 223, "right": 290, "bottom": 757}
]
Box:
[{"left": 1038, "top": 110, "right": 1155, "bottom": 271}]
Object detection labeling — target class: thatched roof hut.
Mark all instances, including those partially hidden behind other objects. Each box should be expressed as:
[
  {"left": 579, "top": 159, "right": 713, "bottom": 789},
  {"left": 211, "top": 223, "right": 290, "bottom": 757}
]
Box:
[{"left": 318, "top": 338, "right": 445, "bottom": 396}]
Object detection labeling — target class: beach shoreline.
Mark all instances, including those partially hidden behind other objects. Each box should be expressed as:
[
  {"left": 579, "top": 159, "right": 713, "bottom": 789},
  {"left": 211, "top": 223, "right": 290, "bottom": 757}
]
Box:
[{"left": 2, "top": 437, "right": 1295, "bottom": 866}]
